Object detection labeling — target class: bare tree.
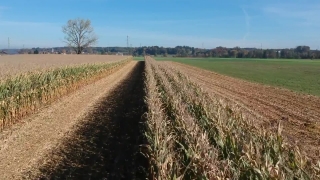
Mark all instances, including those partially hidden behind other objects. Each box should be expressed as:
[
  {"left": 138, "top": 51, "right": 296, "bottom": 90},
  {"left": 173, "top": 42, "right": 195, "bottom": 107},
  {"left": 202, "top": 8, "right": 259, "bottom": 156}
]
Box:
[{"left": 62, "top": 18, "right": 97, "bottom": 54}]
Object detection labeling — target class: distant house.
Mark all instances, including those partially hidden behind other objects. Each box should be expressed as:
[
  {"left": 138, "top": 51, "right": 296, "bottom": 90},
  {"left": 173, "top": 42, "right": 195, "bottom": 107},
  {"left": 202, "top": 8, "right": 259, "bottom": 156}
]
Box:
[
  {"left": 1, "top": 49, "right": 19, "bottom": 55},
  {"left": 116, "top": 52, "right": 124, "bottom": 56},
  {"left": 0, "top": 51, "right": 7, "bottom": 55}
]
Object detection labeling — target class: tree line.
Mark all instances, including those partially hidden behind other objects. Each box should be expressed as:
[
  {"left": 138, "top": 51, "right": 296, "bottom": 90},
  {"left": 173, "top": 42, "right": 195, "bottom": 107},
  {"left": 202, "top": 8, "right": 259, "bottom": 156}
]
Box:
[
  {"left": 132, "top": 45, "right": 320, "bottom": 59},
  {"left": 19, "top": 45, "right": 320, "bottom": 59},
  {"left": 13, "top": 18, "right": 320, "bottom": 59}
]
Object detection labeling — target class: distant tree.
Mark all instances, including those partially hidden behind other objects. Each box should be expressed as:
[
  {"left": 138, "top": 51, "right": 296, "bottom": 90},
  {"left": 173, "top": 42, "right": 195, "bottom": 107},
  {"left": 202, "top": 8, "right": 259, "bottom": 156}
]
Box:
[
  {"left": 263, "top": 50, "right": 268, "bottom": 58},
  {"left": 163, "top": 52, "right": 168, "bottom": 57},
  {"left": 230, "top": 50, "right": 237, "bottom": 58},
  {"left": 295, "top": 46, "right": 310, "bottom": 53},
  {"left": 87, "top": 47, "right": 93, "bottom": 54},
  {"left": 34, "top": 49, "right": 39, "bottom": 54},
  {"left": 268, "top": 50, "right": 277, "bottom": 58},
  {"left": 62, "top": 18, "right": 98, "bottom": 54}
]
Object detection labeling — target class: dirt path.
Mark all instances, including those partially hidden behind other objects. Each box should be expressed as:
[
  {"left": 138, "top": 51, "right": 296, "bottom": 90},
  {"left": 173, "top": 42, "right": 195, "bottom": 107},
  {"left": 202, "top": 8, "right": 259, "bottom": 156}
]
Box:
[
  {"left": 168, "top": 61, "right": 320, "bottom": 161},
  {"left": 25, "top": 61, "right": 148, "bottom": 179},
  {"left": 0, "top": 61, "right": 146, "bottom": 179}
]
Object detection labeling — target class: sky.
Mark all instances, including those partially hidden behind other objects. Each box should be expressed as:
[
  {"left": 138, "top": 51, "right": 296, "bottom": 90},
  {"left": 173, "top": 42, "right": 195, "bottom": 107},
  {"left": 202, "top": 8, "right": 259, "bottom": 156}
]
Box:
[{"left": 0, "top": 0, "right": 319, "bottom": 49}]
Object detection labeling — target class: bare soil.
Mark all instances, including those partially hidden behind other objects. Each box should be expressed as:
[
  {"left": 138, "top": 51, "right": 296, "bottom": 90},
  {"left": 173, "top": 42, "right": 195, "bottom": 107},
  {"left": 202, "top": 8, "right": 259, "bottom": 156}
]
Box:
[
  {"left": 0, "top": 61, "right": 147, "bottom": 179},
  {"left": 25, "top": 61, "right": 148, "bottom": 179},
  {"left": 0, "top": 54, "right": 129, "bottom": 79},
  {"left": 168, "top": 61, "right": 320, "bottom": 161}
]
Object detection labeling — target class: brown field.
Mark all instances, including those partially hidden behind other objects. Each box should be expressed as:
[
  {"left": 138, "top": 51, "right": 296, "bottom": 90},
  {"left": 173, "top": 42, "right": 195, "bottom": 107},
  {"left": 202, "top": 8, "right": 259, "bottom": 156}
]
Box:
[
  {"left": 0, "top": 54, "right": 128, "bottom": 79},
  {"left": 0, "top": 56, "right": 319, "bottom": 179},
  {"left": 166, "top": 61, "right": 320, "bottom": 159},
  {"left": 0, "top": 61, "right": 145, "bottom": 179}
]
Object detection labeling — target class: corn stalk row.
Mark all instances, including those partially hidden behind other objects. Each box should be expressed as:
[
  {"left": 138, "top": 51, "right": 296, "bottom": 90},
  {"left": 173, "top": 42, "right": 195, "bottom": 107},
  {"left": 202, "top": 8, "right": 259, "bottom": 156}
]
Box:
[
  {"left": 144, "top": 56, "right": 225, "bottom": 179},
  {"left": 143, "top": 56, "right": 320, "bottom": 179},
  {"left": 0, "top": 58, "right": 131, "bottom": 130}
]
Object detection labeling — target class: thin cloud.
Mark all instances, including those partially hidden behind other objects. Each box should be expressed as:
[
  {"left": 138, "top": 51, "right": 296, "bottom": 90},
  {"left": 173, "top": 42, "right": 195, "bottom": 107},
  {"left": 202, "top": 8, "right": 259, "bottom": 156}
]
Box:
[
  {"left": 134, "top": 17, "right": 241, "bottom": 26},
  {"left": 0, "top": 6, "right": 9, "bottom": 18},
  {"left": 263, "top": 3, "right": 320, "bottom": 26},
  {"left": 241, "top": 7, "right": 250, "bottom": 42},
  {"left": 0, "top": 20, "right": 59, "bottom": 27}
]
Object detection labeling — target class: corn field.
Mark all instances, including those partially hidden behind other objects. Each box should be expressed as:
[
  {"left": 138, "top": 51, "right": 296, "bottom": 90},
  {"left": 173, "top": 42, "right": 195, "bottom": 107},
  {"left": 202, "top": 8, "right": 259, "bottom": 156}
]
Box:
[
  {"left": 143, "top": 56, "right": 320, "bottom": 179},
  {"left": 0, "top": 58, "right": 131, "bottom": 130},
  {"left": 1, "top": 55, "right": 319, "bottom": 179}
]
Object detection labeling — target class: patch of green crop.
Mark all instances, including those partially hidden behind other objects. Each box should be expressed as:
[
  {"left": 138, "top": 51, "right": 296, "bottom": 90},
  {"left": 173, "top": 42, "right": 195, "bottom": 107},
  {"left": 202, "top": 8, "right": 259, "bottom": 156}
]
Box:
[
  {"left": 155, "top": 57, "right": 320, "bottom": 96},
  {"left": 133, "top": 56, "right": 145, "bottom": 61}
]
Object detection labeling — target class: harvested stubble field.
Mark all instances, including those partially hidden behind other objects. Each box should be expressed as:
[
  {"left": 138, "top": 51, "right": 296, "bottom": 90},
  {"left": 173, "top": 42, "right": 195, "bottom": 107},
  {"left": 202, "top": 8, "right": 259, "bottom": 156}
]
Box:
[
  {"left": 143, "top": 57, "right": 319, "bottom": 179},
  {"left": 0, "top": 55, "right": 131, "bottom": 131},
  {"left": 165, "top": 61, "right": 320, "bottom": 160},
  {"left": 0, "top": 55, "right": 319, "bottom": 179},
  {"left": 0, "top": 54, "right": 126, "bottom": 79}
]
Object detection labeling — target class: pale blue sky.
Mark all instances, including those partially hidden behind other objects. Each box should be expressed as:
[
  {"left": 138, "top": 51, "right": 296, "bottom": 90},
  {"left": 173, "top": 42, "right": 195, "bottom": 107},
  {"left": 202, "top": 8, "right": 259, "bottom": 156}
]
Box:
[{"left": 0, "top": 0, "right": 319, "bottom": 49}]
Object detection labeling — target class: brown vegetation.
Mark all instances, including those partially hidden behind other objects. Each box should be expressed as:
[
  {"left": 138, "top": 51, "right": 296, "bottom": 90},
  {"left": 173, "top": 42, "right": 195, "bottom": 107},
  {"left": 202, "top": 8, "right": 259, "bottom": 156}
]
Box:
[
  {"left": 0, "top": 54, "right": 128, "bottom": 79},
  {"left": 0, "top": 61, "right": 139, "bottom": 179},
  {"left": 0, "top": 55, "right": 319, "bottom": 179},
  {"left": 143, "top": 57, "right": 319, "bottom": 179},
  {"left": 0, "top": 57, "right": 131, "bottom": 131},
  {"left": 168, "top": 61, "right": 320, "bottom": 161}
]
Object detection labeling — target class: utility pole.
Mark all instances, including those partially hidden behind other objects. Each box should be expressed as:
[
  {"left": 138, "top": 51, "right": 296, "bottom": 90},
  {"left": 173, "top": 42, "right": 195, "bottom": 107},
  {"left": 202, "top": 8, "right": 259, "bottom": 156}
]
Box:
[
  {"left": 127, "top": 36, "right": 129, "bottom": 48},
  {"left": 127, "top": 35, "right": 129, "bottom": 55},
  {"left": 8, "top": 37, "right": 10, "bottom": 49}
]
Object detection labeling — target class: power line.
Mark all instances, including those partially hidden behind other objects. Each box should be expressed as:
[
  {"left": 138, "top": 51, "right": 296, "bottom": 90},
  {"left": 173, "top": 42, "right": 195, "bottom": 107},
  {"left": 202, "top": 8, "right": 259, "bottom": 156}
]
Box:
[
  {"left": 127, "top": 35, "right": 129, "bottom": 49},
  {"left": 127, "top": 35, "right": 129, "bottom": 55}
]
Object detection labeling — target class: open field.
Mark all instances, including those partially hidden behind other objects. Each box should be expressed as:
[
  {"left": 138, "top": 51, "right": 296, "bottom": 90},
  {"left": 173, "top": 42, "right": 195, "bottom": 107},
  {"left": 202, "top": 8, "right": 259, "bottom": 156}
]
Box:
[
  {"left": 0, "top": 56, "right": 319, "bottom": 179},
  {"left": 167, "top": 61, "right": 320, "bottom": 158},
  {"left": 143, "top": 57, "right": 319, "bottom": 179},
  {"left": 0, "top": 61, "right": 146, "bottom": 179},
  {"left": 133, "top": 56, "right": 145, "bottom": 61},
  {"left": 0, "top": 56, "right": 131, "bottom": 131},
  {"left": 0, "top": 54, "right": 129, "bottom": 79},
  {"left": 155, "top": 57, "right": 320, "bottom": 96}
]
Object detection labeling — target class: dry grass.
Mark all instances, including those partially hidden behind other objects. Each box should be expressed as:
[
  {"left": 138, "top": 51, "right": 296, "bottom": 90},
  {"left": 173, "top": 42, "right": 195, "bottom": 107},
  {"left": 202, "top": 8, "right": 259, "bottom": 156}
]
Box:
[
  {"left": 170, "top": 62, "right": 320, "bottom": 161},
  {"left": 0, "top": 61, "right": 139, "bottom": 180},
  {"left": 0, "top": 57, "right": 131, "bottom": 131},
  {"left": 0, "top": 54, "right": 128, "bottom": 79},
  {"left": 144, "top": 57, "right": 222, "bottom": 179},
  {"left": 143, "top": 56, "right": 320, "bottom": 179}
]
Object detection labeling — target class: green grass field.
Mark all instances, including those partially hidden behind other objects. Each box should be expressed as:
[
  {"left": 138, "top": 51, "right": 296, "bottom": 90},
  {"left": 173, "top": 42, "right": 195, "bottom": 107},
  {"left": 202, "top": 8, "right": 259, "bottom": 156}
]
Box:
[
  {"left": 154, "top": 57, "right": 320, "bottom": 96},
  {"left": 133, "top": 57, "right": 145, "bottom": 61}
]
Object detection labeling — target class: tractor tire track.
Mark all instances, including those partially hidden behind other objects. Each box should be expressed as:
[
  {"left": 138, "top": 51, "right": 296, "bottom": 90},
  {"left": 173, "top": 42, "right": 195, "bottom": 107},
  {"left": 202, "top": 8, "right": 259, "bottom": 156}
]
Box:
[{"left": 24, "top": 61, "right": 148, "bottom": 179}]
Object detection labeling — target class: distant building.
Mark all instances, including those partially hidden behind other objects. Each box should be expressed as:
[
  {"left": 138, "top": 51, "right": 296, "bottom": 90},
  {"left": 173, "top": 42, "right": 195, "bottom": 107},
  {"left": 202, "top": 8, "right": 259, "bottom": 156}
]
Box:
[
  {"left": 1, "top": 49, "right": 19, "bottom": 55},
  {"left": 116, "top": 52, "right": 124, "bottom": 56},
  {"left": 0, "top": 50, "right": 7, "bottom": 55}
]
